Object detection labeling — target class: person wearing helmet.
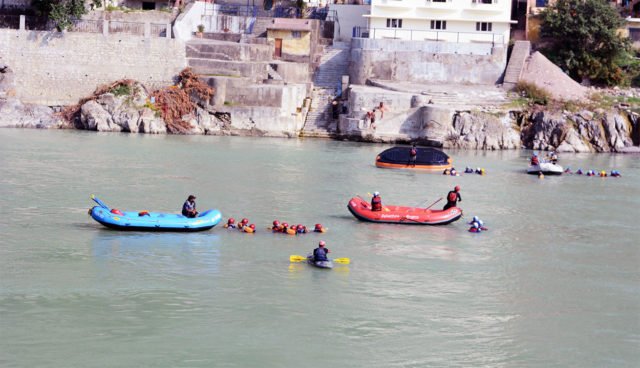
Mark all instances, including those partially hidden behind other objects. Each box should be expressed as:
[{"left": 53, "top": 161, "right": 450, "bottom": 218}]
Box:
[
  {"left": 272, "top": 220, "right": 281, "bottom": 231},
  {"left": 531, "top": 153, "right": 539, "bottom": 166},
  {"left": 296, "top": 224, "right": 307, "bottom": 234},
  {"left": 238, "top": 218, "right": 249, "bottom": 231},
  {"left": 371, "top": 191, "right": 382, "bottom": 211},
  {"left": 313, "top": 241, "right": 330, "bottom": 262},
  {"left": 182, "top": 195, "right": 198, "bottom": 218},
  {"left": 280, "top": 222, "right": 289, "bottom": 233},
  {"left": 314, "top": 223, "right": 326, "bottom": 233},
  {"left": 549, "top": 151, "right": 558, "bottom": 164},
  {"left": 443, "top": 186, "right": 461, "bottom": 210},
  {"left": 408, "top": 143, "right": 417, "bottom": 167},
  {"left": 225, "top": 217, "right": 236, "bottom": 229}
]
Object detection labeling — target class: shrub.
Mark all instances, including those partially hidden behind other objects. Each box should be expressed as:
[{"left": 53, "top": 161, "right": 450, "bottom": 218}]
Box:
[{"left": 515, "top": 81, "right": 550, "bottom": 105}]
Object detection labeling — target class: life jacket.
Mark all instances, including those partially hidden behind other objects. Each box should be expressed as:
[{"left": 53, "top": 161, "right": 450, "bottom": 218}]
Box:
[
  {"left": 313, "top": 247, "right": 328, "bottom": 262},
  {"left": 531, "top": 156, "right": 539, "bottom": 165},
  {"left": 371, "top": 196, "right": 382, "bottom": 211},
  {"left": 447, "top": 191, "right": 457, "bottom": 203}
]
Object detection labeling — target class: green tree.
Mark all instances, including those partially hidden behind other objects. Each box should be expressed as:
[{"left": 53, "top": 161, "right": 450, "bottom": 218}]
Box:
[
  {"left": 32, "top": 0, "right": 90, "bottom": 31},
  {"left": 541, "top": 0, "right": 638, "bottom": 86}
]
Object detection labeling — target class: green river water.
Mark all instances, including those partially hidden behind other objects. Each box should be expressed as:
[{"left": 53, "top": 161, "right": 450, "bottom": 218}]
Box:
[{"left": 0, "top": 129, "right": 638, "bottom": 367}]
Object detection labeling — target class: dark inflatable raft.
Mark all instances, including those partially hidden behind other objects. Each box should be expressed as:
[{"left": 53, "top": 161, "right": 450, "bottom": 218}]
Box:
[{"left": 375, "top": 146, "right": 452, "bottom": 171}]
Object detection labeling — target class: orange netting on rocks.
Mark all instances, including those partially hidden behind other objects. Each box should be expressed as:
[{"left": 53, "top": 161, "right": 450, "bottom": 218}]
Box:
[{"left": 151, "top": 68, "right": 214, "bottom": 134}]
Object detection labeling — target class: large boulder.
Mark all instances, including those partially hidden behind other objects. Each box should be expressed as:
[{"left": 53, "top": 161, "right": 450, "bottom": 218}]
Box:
[
  {"left": 448, "top": 111, "right": 520, "bottom": 150},
  {"left": 81, "top": 100, "right": 120, "bottom": 132},
  {"left": 0, "top": 98, "right": 59, "bottom": 128},
  {"left": 139, "top": 108, "right": 166, "bottom": 134}
]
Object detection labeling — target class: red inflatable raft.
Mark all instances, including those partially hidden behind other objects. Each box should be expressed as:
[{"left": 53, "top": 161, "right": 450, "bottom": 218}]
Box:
[{"left": 347, "top": 197, "right": 462, "bottom": 225}]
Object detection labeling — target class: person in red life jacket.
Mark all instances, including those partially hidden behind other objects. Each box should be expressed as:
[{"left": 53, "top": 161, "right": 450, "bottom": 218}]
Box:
[
  {"left": 443, "top": 186, "right": 461, "bottom": 210},
  {"left": 531, "top": 153, "right": 539, "bottom": 166},
  {"left": 408, "top": 143, "right": 417, "bottom": 167},
  {"left": 313, "top": 241, "right": 330, "bottom": 262},
  {"left": 371, "top": 191, "right": 382, "bottom": 211},
  {"left": 225, "top": 217, "right": 236, "bottom": 229},
  {"left": 272, "top": 220, "right": 281, "bottom": 231}
]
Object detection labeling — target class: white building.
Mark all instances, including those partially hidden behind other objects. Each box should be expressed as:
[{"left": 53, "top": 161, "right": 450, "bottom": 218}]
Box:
[{"left": 365, "top": 0, "right": 514, "bottom": 44}]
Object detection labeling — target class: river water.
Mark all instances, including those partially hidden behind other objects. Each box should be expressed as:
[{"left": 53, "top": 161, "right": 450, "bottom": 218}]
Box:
[{"left": 0, "top": 129, "right": 638, "bottom": 367}]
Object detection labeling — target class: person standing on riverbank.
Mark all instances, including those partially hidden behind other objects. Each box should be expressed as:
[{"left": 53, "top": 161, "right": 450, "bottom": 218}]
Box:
[
  {"left": 182, "top": 195, "right": 198, "bottom": 218},
  {"left": 443, "top": 186, "right": 461, "bottom": 210}
]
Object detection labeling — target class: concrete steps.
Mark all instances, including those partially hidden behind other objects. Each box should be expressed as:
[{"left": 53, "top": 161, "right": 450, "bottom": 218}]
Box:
[
  {"left": 313, "top": 43, "right": 350, "bottom": 90},
  {"left": 503, "top": 40, "right": 531, "bottom": 89},
  {"left": 302, "top": 88, "right": 337, "bottom": 136}
]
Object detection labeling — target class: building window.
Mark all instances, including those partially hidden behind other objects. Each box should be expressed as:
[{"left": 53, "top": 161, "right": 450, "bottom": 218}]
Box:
[
  {"left": 142, "top": 2, "right": 155, "bottom": 10},
  {"left": 292, "top": 31, "right": 302, "bottom": 38},
  {"left": 476, "top": 22, "right": 492, "bottom": 32},
  {"left": 430, "top": 20, "right": 447, "bottom": 30},
  {"left": 386, "top": 18, "right": 403, "bottom": 28}
]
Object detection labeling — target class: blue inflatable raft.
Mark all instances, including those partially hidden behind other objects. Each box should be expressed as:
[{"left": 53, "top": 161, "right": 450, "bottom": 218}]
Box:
[{"left": 88, "top": 195, "right": 222, "bottom": 232}]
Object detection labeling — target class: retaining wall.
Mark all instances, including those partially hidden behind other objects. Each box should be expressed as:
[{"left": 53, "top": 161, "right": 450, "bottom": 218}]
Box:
[
  {"left": 349, "top": 38, "right": 507, "bottom": 85},
  {"left": 0, "top": 29, "right": 186, "bottom": 105}
]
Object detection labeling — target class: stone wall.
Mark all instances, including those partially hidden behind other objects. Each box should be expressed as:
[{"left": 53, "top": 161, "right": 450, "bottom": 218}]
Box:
[
  {"left": 0, "top": 29, "right": 186, "bottom": 105},
  {"left": 349, "top": 38, "right": 507, "bottom": 85}
]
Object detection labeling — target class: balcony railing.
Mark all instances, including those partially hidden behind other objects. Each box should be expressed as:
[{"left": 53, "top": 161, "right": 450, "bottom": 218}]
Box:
[{"left": 354, "top": 26, "right": 505, "bottom": 44}]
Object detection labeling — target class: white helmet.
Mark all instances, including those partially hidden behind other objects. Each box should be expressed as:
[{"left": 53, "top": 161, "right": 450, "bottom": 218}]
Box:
[
  {"left": 473, "top": 216, "right": 479, "bottom": 222},
  {"left": 373, "top": 191, "right": 380, "bottom": 197}
]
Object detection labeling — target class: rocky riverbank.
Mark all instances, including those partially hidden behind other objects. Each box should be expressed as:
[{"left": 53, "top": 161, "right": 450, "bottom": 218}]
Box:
[{"left": 1, "top": 65, "right": 639, "bottom": 153}]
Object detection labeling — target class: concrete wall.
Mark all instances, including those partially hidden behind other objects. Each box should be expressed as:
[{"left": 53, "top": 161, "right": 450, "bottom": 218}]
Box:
[
  {"left": 84, "top": 9, "right": 175, "bottom": 23},
  {"left": 186, "top": 40, "right": 273, "bottom": 62},
  {"left": 329, "top": 4, "right": 370, "bottom": 42},
  {"left": 349, "top": 38, "right": 507, "bottom": 85},
  {"left": 173, "top": 1, "right": 207, "bottom": 41},
  {"left": 0, "top": 29, "right": 186, "bottom": 105}
]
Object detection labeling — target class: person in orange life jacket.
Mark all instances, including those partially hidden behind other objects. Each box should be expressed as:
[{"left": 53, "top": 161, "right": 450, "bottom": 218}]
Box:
[
  {"left": 531, "top": 153, "right": 539, "bottom": 166},
  {"left": 238, "top": 218, "right": 249, "bottom": 230},
  {"left": 314, "top": 223, "right": 325, "bottom": 233},
  {"left": 281, "top": 222, "right": 289, "bottom": 233},
  {"left": 408, "top": 144, "right": 417, "bottom": 166},
  {"left": 182, "top": 195, "right": 198, "bottom": 218},
  {"left": 443, "top": 186, "right": 461, "bottom": 210},
  {"left": 371, "top": 191, "right": 382, "bottom": 211},
  {"left": 313, "top": 241, "right": 330, "bottom": 262},
  {"left": 225, "top": 218, "right": 236, "bottom": 229}
]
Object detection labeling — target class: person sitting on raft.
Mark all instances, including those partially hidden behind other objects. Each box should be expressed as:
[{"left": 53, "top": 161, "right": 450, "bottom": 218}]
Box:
[
  {"left": 313, "top": 241, "right": 330, "bottom": 262},
  {"left": 550, "top": 152, "right": 558, "bottom": 164},
  {"left": 182, "top": 195, "right": 198, "bottom": 218},
  {"left": 408, "top": 144, "right": 417, "bottom": 167},
  {"left": 443, "top": 186, "right": 461, "bottom": 210},
  {"left": 531, "top": 153, "right": 539, "bottom": 166},
  {"left": 225, "top": 218, "right": 236, "bottom": 229},
  {"left": 371, "top": 191, "right": 382, "bottom": 211},
  {"left": 314, "top": 223, "right": 326, "bottom": 233}
]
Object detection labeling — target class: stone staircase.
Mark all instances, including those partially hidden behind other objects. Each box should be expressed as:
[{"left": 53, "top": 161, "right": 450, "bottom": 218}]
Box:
[
  {"left": 503, "top": 40, "right": 531, "bottom": 90},
  {"left": 302, "top": 42, "right": 351, "bottom": 136}
]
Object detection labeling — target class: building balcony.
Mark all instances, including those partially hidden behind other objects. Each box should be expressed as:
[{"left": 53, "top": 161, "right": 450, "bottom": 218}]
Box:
[
  {"left": 374, "top": 0, "right": 413, "bottom": 8},
  {"left": 417, "top": 0, "right": 457, "bottom": 11},
  {"left": 465, "top": 0, "right": 504, "bottom": 12}
]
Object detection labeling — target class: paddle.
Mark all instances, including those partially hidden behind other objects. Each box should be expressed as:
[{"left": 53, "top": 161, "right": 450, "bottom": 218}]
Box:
[
  {"left": 91, "top": 194, "right": 110, "bottom": 209},
  {"left": 424, "top": 197, "right": 443, "bottom": 210},
  {"left": 290, "top": 255, "right": 350, "bottom": 264}
]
